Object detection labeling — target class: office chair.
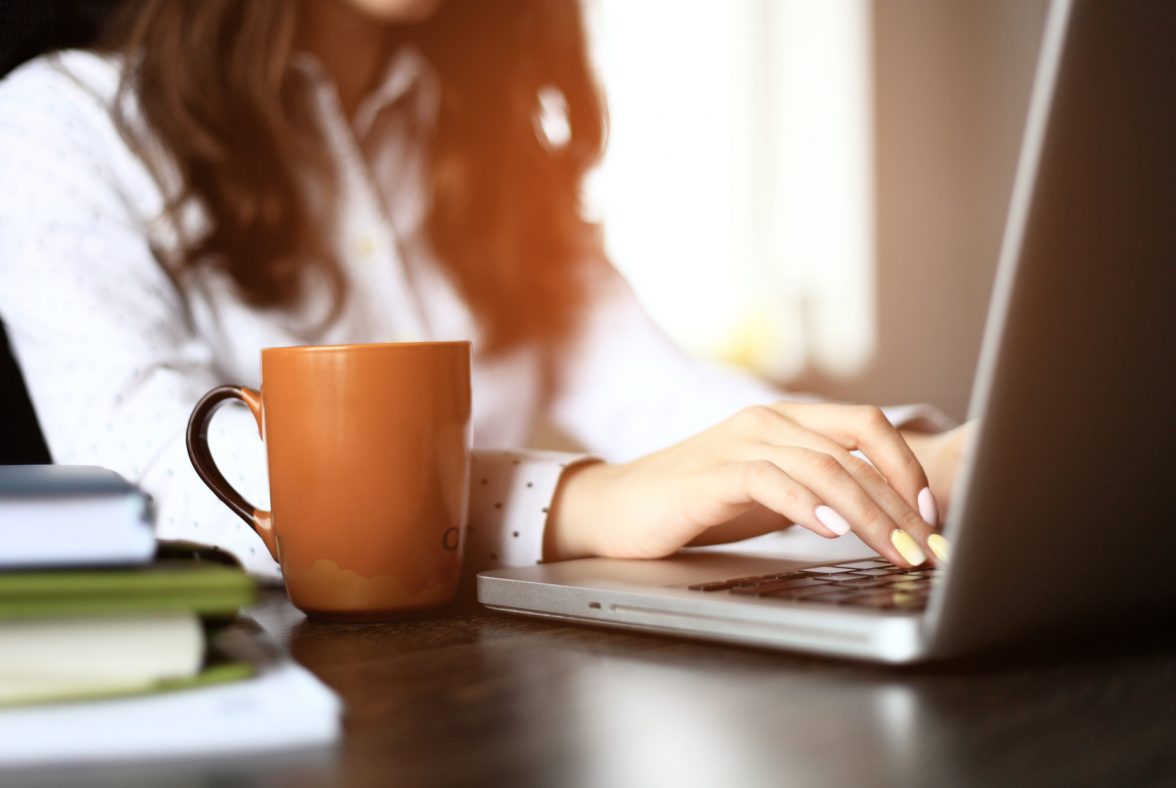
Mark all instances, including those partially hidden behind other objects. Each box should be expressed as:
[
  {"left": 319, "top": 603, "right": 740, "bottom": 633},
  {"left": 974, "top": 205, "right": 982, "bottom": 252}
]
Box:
[
  {"left": 0, "top": 322, "right": 51, "bottom": 464},
  {"left": 0, "top": 0, "right": 120, "bottom": 463}
]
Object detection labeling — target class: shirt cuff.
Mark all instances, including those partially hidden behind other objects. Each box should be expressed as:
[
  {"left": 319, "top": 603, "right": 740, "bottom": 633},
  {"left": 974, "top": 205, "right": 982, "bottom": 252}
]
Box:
[{"left": 465, "top": 449, "right": 598, "bottom": 573}]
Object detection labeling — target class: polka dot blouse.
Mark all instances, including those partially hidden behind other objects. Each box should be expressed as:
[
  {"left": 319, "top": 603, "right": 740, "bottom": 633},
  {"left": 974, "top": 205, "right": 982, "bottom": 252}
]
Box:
[{"left": 0, "top": 50, "right": 950, "bottom": 582}]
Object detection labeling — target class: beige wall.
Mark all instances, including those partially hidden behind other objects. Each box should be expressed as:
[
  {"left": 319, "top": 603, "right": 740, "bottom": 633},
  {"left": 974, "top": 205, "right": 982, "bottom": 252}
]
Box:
[{"left": 789, "top": 0, "right": 1050, "bottom": 422}]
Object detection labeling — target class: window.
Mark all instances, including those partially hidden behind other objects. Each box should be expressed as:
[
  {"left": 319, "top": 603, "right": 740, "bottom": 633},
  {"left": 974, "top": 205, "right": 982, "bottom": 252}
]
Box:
[{"left": 586, "top": 0, "right": 875, "bottom": 379}]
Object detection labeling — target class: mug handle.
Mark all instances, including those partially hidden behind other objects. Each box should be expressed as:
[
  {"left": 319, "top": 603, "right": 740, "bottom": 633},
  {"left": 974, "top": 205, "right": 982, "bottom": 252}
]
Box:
[{"left": 185, "top": 385, "right": 278, "bottom": 561}]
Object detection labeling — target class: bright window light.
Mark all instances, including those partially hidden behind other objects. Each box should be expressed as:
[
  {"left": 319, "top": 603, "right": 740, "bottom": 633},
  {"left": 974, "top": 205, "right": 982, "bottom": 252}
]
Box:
[{"left": 586, "top": 0, "right": 876, "bottom": 380}]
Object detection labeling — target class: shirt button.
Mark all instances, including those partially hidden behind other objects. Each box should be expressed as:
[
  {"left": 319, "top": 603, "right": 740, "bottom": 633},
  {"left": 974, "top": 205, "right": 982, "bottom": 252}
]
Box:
[{"left": 355, "top": 234, "right": 377, "bottom": 261}]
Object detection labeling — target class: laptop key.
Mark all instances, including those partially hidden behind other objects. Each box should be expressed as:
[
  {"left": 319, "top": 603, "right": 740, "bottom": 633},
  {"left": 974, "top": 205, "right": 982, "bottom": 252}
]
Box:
[
  {"left": 735, "top": 570, "right": 812, "bottom": 583},
  {"left": 688, "top": 572, "right": 811, "bottom": 591},
  {"left": 795, "top": 587, "right": 863, "bottom": 600},
  {"left": 786, "top": 593, "right": 860, "bottom": 605},
  {"left": 763, "top": 588, "right": 860, "bottom": 603},
  {"left": 888, "top": 580, "right": 924, "bottom": 593},
  {"left": 688, "top": 580, "right": 739, "bottom": 592},
  {"left": 840, "top": 590, "right": 929, "bottom": 611},
  {"left": 891, "top": 593, "right": 926, "bottom": 609},
  {"left": 841, "top": 591, "right": 901, "bottom": 609},
  {"left": 729, "top": 574, "right": 773, "bottom": 584},
  {"left": 878, "top": 574, "right": 930, "bottom": 586},
  {"left": 729, "top": 577, "right": 833, "bottom": 595},
  {"left": 800, "top": 565, "right": 850, "bottom": 574},
  {"left": 833, "top": 560, "right": 892, "bottom": 570}
]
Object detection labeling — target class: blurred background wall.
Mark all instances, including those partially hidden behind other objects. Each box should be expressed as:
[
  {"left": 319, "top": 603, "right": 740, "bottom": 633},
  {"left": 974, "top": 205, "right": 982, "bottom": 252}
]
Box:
[
  {"left": 582, "top": 0, "right": 1050, "bottom": 427},
  {"left": 823, "top": 0, "right": 1050, "bottom": 420}
]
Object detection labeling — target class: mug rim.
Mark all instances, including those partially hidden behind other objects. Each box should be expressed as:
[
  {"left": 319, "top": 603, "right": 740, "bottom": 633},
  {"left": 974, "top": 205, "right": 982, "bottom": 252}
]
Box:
[{"left": 262, "top": 340, "right": 471, "bottom": 357}]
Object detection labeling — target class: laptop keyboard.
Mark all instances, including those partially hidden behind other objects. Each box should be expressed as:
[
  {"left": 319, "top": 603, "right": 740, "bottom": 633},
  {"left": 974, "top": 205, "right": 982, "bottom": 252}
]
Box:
[{"left": 686, "top": 557, "right": 939, "bottom": 611}]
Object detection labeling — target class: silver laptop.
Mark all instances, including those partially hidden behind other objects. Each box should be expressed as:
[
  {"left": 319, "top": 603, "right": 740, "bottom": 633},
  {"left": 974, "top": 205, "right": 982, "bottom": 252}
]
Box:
[{"left": 478, "top": 0, "right": 1176, "bottom": 663}]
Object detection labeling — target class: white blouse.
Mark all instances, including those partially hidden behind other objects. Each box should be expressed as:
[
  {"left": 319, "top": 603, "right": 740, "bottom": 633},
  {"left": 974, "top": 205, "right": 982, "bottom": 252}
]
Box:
[{"left": 0, "top": 49, "right": 947, "bottom": 582}]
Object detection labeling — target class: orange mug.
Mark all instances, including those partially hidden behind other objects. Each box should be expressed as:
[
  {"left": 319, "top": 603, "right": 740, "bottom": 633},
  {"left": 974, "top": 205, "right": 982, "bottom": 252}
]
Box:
[{"left": 186, "top": 342, "right": 472, "bottom": 620}]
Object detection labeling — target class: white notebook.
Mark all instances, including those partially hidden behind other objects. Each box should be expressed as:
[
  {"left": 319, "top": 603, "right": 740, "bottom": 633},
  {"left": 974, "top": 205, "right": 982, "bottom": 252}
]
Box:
[
  {"left": 0, "top": 465, "right": 154, "bottom": 568},
  {"left": 0, "top": 659, "right": 342, "bottom": 766}
]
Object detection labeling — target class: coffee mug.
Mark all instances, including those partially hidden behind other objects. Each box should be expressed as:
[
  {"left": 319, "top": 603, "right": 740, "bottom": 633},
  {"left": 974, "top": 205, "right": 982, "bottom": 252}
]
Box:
[{"left": 186, "top": 341, "right": 472, "bottom": 620}]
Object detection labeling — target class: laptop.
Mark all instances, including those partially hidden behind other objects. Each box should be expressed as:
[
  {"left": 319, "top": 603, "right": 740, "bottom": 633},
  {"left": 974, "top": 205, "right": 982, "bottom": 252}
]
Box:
[{"left": 477, "top": 0, "right": 1176, "bottom": 663}]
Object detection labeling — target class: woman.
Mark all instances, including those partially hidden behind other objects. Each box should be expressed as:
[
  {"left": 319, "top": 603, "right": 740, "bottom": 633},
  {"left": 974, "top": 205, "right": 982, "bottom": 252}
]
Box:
[{"left": 0, "top": 0, "right": 966, "bottom": 581}]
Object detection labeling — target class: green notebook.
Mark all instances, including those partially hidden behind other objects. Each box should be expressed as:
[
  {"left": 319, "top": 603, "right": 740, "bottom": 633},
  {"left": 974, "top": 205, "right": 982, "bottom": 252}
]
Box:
[{"left": 0, "top": 561, "right": 257, "bottom": 620}]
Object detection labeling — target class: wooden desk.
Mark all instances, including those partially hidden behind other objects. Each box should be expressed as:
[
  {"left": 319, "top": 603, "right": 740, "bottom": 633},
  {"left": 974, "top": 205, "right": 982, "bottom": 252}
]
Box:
[{"left": 14, "top": 586, "right": 1176, "bottom": 787}]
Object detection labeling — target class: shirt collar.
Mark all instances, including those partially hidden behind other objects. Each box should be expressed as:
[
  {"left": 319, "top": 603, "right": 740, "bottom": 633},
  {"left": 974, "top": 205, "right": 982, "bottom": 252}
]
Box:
[{"left": 290, "top": 44, "right": 441, "bottom": 140}]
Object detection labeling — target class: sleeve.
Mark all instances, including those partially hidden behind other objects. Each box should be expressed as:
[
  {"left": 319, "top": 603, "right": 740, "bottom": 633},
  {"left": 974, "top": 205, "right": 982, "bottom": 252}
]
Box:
[
  {"left": 0, "top": 67, "right": 282, "bottom": 582},
  {"left": 548, "top": 266, "right": 953, "bottom": 463},
  {"left": 462, "top": 449, "right": 595, "bottom": 571},
  {"left": 548, "top": 268, "right": 800, "bottom": 462}
]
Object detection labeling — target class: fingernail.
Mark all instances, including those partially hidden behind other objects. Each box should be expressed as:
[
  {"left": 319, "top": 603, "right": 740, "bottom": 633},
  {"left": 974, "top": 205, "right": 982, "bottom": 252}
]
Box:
[
  {"left": 890, "top": 529, "right": 927, "bottom": 565},
  {"left": 918, "top": 487, "right": 939, "bottom": 526},
  {"left": 928, "top": 533, "right": 951, "bottom": 562},
  {"left": 814, "top": 505, "right": 851, "bottom": 536}
]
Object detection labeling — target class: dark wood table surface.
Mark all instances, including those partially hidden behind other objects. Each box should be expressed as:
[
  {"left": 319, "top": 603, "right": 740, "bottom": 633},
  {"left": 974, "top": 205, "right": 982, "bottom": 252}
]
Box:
[{"left": 14, "top": 578, "right": 1176, "bottom": 788}]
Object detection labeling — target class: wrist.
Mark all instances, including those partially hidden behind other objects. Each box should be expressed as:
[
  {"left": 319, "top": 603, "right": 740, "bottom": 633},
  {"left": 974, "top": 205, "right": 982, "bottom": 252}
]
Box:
[
  {"left": 542, "top": 459, "right": 618, "bottom": 562},
  {"left": 901, "top": 427, "right": 956, "bottom": 502},
  {"left": 900, "top": 428, "right": 938, "bottom": 468}
]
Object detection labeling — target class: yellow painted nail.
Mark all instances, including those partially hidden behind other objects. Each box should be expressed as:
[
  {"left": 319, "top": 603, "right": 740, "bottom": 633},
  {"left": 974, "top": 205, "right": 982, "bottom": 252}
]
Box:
[
  {"left": 927, "top": 533, "right": 951, "bottom": 562},
  {"left": 890, "top": 530, "right": 927, "bottom": 566}
]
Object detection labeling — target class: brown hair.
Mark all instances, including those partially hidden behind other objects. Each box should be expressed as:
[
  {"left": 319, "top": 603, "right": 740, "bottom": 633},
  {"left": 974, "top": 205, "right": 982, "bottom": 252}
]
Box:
[{"left": 103, "top": 0, "right": 606, "bottom": 353}]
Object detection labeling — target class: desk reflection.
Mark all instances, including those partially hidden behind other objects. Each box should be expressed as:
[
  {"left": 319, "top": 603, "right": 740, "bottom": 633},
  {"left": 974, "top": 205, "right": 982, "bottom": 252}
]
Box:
[
  {"left": 269, "top": 591, "right": 1176, "bottom": 788},
  {"left": 477, "top": 641, "right": 938, "bottom": 787}
]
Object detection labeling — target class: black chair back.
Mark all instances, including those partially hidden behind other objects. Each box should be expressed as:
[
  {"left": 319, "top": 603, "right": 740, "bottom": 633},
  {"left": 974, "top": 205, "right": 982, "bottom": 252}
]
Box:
[{"left": 0, "top": 322, "right": 51, "bottom": 464}]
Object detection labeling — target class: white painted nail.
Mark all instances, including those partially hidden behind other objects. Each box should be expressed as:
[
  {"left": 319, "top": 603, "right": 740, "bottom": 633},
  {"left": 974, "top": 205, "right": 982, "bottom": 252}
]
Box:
[
  {"left": 815, "top": 505, "right": 851, "bottom": 536},
  {"left": 918, "top": 487, "right": 939, "bottom": 526}
]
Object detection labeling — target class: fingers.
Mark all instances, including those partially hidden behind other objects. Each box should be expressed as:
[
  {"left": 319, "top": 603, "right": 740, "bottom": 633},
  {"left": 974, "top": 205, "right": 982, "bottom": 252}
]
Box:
[
  {"left": 765, "top": 403, "right": 938, "bottom": 526},
  {"left": 715, "top": 460, "right": 851, "bottom": 541},
  {"left": 745, "top": 446, "right": 929, "bottom": 567},
  {"left": 715, "top": 404, "right": 948, "bottom": 566},
  {"left": 713, "top": 452, "right": 919, "bottom": 568},
  {"left": 834, "top": 451, "right": 941, "bottom": 563},
  {"left": 774, "top": 434, "right": 943, "bottom": 565}
]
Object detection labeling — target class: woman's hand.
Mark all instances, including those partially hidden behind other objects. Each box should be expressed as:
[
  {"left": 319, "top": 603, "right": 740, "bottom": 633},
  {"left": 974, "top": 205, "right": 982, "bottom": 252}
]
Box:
[
  {"left": 902, "top": 421, "right": 974, "bottom": 521},
  {"left": 544, "top": 402, "right": 954, "bottom": 568}
]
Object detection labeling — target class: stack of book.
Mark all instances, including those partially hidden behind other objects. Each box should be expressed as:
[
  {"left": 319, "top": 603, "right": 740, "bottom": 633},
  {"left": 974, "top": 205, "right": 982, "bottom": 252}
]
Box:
[{"left": 0, "top": 465, "right": 341, "bottom": 767}]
